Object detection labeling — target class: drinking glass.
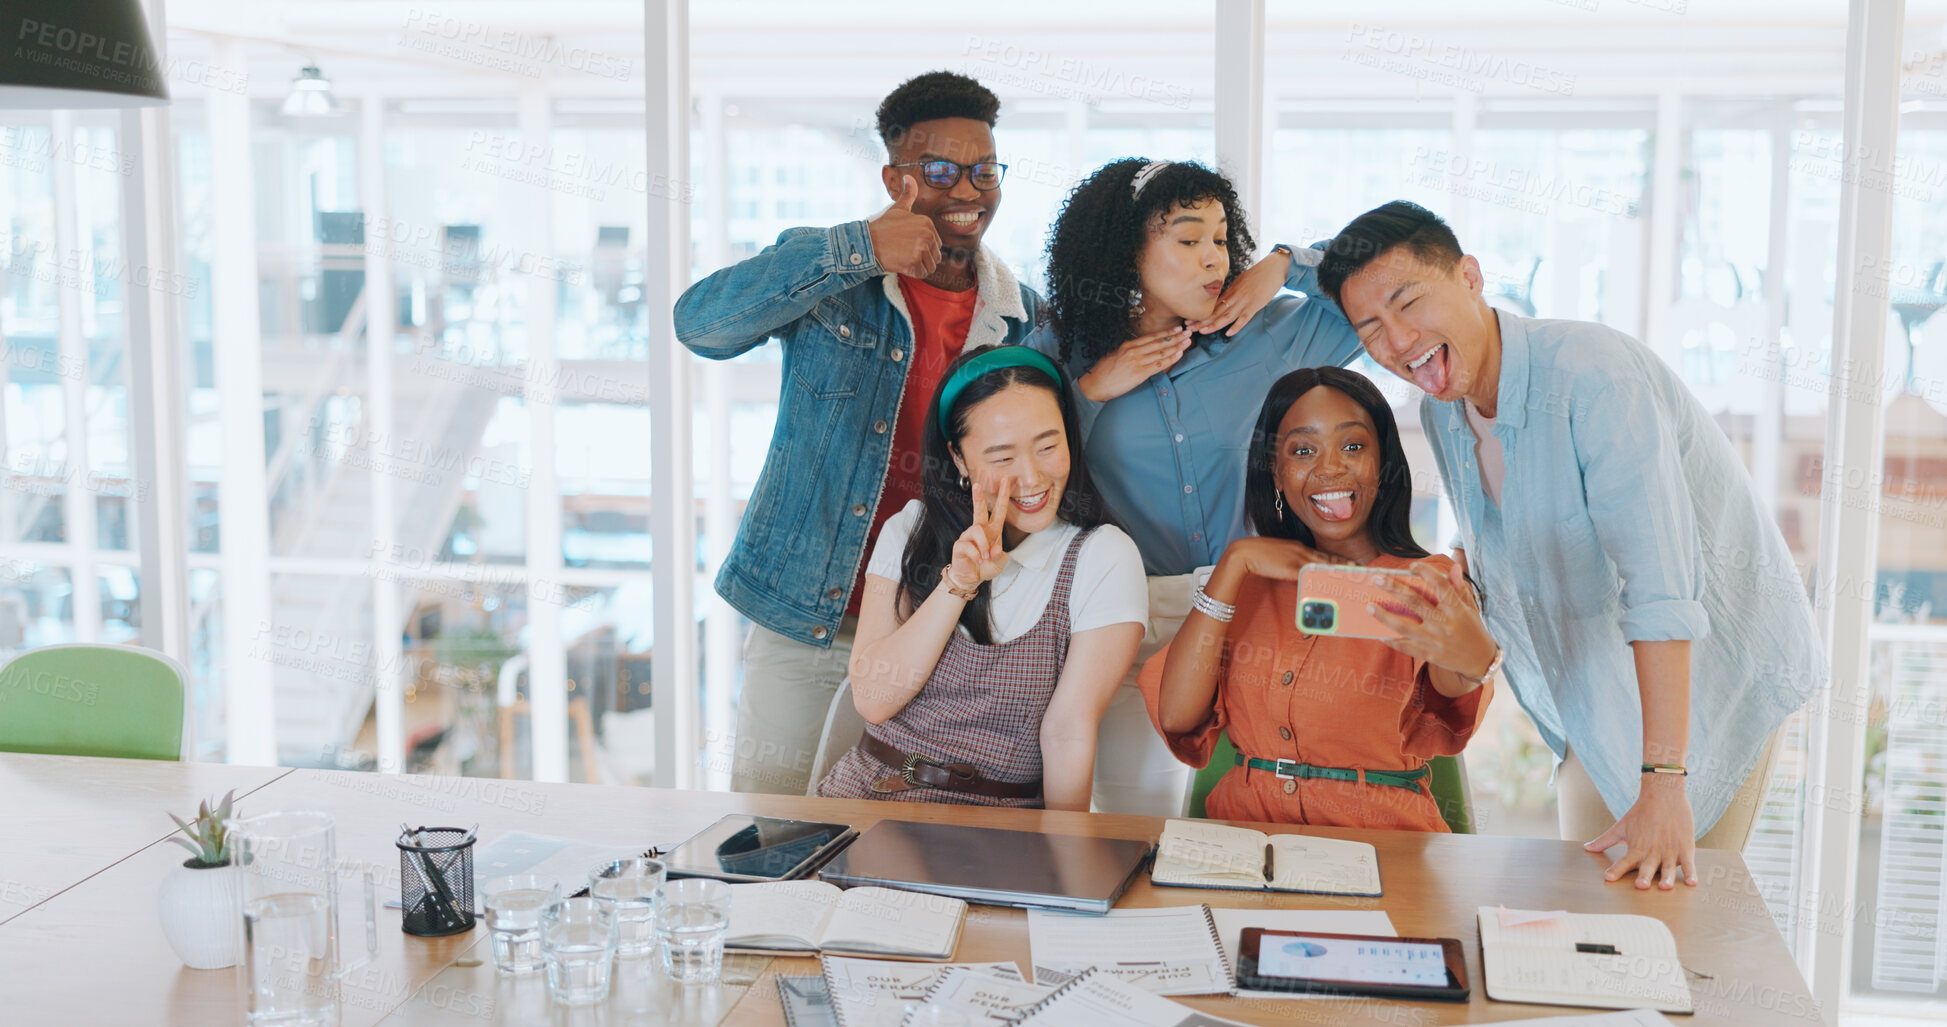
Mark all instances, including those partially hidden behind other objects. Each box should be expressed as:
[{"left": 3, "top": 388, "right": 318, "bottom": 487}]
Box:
[
  {"left": 654, "top": 878, "right": 731, "bottom": 984},
  {"left": 232, "top": 811, "right": 376, "bottom": 1027},
  {"left": 542, "top": 896, "right": 619, "bottom": 1005},
  {"left": 590, "top": 857, "right": 665, "bottom": 958},
  {"left": 481, "top": 874, "right": 560, "bottom": 976}
]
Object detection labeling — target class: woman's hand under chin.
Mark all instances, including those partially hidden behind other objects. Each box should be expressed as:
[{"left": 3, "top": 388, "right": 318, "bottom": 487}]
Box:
[
  {"left": 1186, "top": 248, "right": 1290, "bottom": 337},
  {"left": 1077, "top": 325, "right": 1192, "bottom": 403}
]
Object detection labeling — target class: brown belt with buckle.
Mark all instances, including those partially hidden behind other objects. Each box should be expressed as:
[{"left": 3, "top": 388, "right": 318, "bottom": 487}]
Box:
[{"left": 857, "top": 732, "right": 1041, "bottom": 799}]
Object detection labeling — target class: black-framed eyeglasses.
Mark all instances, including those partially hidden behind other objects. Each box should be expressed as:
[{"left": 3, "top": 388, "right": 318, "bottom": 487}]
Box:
[{"left": 888, "top": 160, "right": 1008, "bottom": 191}]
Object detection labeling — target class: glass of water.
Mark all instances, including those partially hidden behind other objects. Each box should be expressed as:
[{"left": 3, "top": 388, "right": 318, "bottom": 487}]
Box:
[
  {"left": 654, "top": 878, "right": 732, "bottom": 984},
  {"left": 481, "top": 875, "right": 560, "bottom": 976},
  {"left": 242, "top": 892, "right": 337, "bottom": 1026},
  {"left": 589, "top": 857, "right": 665, "bottom": 958},
  {"left": 541, "top": 897, "right": 619, "bottom": 1005}
]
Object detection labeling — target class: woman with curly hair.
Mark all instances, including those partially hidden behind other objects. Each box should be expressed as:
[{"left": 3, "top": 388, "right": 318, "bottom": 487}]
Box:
[{"left": 1026, "top": 158, "right": 1368, "bottom": 815}]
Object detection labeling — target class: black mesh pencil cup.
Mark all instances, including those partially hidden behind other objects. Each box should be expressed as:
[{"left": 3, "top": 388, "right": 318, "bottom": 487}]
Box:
[{"left": 397, "top": 826, "right": 477, "bottom": 937}]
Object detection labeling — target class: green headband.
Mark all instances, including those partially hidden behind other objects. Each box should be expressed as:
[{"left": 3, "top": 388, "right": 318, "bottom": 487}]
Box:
[{"left": 936, "top": 346, "right": 1066, "bottom": 436}]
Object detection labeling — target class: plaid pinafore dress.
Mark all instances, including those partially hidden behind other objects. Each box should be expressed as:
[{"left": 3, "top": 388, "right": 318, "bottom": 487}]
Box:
[{"left": 815, "top": 527, "right": 1095, "bottom": 809}]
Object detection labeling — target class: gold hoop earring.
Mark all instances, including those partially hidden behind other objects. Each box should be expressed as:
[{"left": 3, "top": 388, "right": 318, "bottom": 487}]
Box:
[{"left": 1274, "top": 491, "right": 1285, "bottom": 518}]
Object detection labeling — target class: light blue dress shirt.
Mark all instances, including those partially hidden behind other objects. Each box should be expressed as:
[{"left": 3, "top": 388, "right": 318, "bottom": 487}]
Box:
[
  {"left": 1027, "top": 246, "right": 1364, "bottom": 576},
  {"left": 1420, "top": 308, "right": 1822, "bottom": 834}
]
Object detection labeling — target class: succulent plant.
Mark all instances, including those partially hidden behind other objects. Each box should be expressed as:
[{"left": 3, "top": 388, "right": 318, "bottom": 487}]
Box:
[{"left": 167, "top": 789, "right": 238, "bottom": 869}]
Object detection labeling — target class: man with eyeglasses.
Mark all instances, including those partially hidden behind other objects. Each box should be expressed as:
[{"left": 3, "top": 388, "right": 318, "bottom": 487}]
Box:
[{"left": 677, "top": 71, "right": 1041, "bottom": 795}]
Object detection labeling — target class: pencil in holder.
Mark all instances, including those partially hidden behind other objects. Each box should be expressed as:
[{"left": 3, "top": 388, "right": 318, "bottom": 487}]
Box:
[{"left": 397, "top": 826, "right": 477, "bottom": 937}]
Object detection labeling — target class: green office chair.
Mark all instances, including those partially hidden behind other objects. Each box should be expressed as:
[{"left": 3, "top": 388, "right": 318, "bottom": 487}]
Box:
[
  {"left": 1186, "top": 731, "right": 1475, "bottom": 834},
  {"left": 0, "top": 643, "right": 187, "bottom": 761}
]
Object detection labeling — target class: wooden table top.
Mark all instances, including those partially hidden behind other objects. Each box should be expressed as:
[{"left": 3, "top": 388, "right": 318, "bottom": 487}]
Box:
[
  {"left": 0, "top": 755, "right": 1816, "bottom": 1025},
  {"left": 0, "top": 753, "right": 292, "bottom": 926}
]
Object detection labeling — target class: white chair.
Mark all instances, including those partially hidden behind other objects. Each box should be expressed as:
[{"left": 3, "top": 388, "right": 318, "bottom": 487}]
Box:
[{"left": 804, "top": 679, "right": 869, "bottom": 796}]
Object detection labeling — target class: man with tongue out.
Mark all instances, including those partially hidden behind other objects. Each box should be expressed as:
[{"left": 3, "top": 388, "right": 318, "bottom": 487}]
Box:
[
  {"left": 1318, "top": 201, "right": 1821, "bottom": 892},
  {"left": 675, "top": 72, "right": 1041, "bottom": 796}
]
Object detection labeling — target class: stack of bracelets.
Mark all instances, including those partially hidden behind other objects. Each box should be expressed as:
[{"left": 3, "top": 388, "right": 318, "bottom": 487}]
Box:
[{"left": 1190, "top": 584, "right": 1234, "bottom": 623}]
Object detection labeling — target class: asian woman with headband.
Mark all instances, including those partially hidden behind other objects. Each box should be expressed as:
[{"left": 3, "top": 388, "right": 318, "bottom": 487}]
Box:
[{"left": 815, "top": 346, "right": 1148, "bottom": 810}]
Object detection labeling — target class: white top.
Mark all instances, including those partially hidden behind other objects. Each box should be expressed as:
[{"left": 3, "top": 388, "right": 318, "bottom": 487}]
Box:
[
  {"left": 865, "top": 500, "right": 1149, "bottom": 643},
  {"left": 1465, "top": 399, "right": 1507, "bottom": 507}
]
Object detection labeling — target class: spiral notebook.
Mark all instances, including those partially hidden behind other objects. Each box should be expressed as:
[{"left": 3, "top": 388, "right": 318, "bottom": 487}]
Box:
[{"left": 1026, "top": 905, "right": 1233, "bottom": 996}]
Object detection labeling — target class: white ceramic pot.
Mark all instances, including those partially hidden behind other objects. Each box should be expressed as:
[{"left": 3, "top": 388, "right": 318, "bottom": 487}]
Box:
[{"left": 156, "top": 860, "right": 238, "bottom": 970}]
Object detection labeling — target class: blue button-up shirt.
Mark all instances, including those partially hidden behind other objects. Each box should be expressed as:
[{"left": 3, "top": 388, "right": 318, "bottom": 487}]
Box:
[
  {"left": 1421, "top": 308, "right": 1822, "bottom": 833},
  {"left": 1028, "top": 246, "right": 1364, "bottom": 575}
]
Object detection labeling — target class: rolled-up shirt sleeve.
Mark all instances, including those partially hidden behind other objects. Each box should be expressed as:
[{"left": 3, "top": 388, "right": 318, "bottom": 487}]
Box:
[
  {"left": 1400, "top": 664, "right": 1493, "bottom": 759},
  {"left": 1276, "top": 241, "right": 1364, "bottom": 370},
  {"left": 1137, "top": 641, "right": 1225, "bottom": 769},
  {"left": 1574, "top": 375, "right": 1711, "bottom": 643}
]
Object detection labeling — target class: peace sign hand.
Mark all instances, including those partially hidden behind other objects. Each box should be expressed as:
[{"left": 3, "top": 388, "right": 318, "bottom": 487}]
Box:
[{"left": 946, "top": 477, "right": 1012, "bottom": 594}]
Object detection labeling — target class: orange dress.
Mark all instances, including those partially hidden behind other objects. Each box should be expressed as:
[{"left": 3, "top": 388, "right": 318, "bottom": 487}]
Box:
[{"left": 1138, "top": 553, "right": 1491, "bottom": 832}]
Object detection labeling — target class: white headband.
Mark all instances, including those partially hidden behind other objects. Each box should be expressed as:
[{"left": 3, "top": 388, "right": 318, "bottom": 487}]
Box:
[{"left": 1130, "top": 160, "right": 1172, "bottom": 199}]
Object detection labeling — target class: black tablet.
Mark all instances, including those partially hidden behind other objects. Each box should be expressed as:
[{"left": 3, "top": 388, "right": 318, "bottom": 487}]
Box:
[
  {"left": 660, "top": 814, "right": 857, "bottom": 883},
  {"left": 1237, "top": 928, "right": 1470, "bottom": 1002}
]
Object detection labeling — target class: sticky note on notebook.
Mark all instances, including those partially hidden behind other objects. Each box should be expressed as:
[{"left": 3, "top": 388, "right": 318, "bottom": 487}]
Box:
[{"left": 1497, "top": 906, "right": 1570, "bottom": 929}]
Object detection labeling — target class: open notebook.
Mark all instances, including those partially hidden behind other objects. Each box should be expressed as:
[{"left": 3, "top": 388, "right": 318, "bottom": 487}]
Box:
[
  {"left": 1150, "top": 819, "right": 1382, "bottom": 897},
  {"left": 725, "top": 881, "right": 965, "bottom": 960},
  {"left": 1476, "top": 907, "right": 1692, "bottom": 1014}
]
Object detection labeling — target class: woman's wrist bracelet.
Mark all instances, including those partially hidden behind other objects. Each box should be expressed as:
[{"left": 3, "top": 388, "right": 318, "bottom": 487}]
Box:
[
  {"left": 1191, "top": 585, "right": 1235, "bottom": 623},
  {"left": 939, "top": 567, "right": 980, "bottom": 602},
  {"left": 1462, "top": 644, "right": 1504, "bottom": 685},
  {"left": 1641, "top": 763, "right": 1688, "bottom": 776}
]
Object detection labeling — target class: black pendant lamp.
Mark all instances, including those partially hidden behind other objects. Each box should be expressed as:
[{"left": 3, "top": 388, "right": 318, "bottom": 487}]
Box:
[{"left": 0, "top": 0, "right": 171, "bottom": 108}]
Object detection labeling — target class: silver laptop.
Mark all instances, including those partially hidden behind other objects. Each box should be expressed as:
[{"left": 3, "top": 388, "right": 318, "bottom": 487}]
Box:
[{"left": 817, "top": 820, "right": 1152, "bottom": 914}]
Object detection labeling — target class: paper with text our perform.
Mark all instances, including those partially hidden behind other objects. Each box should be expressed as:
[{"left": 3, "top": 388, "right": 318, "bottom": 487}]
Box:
[
  {"left": 820, "top": 957, "right": 1023, "bottom": 1027},
  {"left": 1026, "top": 906, "right": 1230, "bottom": 996},
  {"left": 919, "top": 967, "right": 1055, "bottom": 1025}
]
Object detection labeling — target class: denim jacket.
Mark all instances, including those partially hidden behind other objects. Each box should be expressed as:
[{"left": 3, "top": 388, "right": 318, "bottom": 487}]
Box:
[{"left": 675, "top": 221, "right": 1043, "bottom": 647}]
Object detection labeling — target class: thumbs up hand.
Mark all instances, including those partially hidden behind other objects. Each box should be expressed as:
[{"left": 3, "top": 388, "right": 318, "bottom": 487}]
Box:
[{"left": 867, "top": 175, "right": 943, "bottom": 279}]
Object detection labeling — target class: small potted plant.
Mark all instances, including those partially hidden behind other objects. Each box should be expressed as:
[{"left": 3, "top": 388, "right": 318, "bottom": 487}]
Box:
[{"left": 155, "top": 789, "right": 240, "bottom": 970}]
